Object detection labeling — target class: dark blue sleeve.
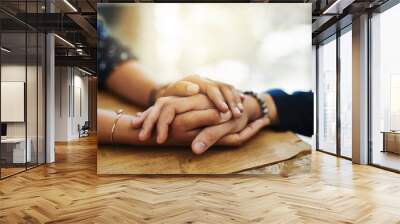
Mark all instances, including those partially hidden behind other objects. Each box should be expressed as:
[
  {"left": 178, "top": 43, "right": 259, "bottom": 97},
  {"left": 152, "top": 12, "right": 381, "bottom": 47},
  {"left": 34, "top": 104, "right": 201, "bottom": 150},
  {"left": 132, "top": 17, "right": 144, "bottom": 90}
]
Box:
[
  {"left": 97, "top": 20, "right": 136, "bottom": 89},
  {"left": 266, "top": 89, "right": 314, "bottom": 137}
]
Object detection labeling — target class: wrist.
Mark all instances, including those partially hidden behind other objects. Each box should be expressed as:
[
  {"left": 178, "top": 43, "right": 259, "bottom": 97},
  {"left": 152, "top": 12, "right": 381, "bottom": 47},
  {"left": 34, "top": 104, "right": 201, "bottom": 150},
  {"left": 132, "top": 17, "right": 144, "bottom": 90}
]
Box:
[
  {"left": 113, "top": 114, "right": 142, "bottom": 145},
  {"left": 260, "top": 93, "right": 279, "bottom": 125},
  {"left": 243, "top": 95, "right": 262, "bottom": 122}
]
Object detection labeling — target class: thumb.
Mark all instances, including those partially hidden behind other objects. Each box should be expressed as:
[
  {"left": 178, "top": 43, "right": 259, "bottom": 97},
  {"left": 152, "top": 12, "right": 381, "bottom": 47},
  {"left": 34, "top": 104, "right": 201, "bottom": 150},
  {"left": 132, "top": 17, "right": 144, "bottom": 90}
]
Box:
[
  {"left": 217, "top": 116, "right": 270, "bottom": 146},
  {"left": 164, "top": 80, "right": 200, "bottom": 97},
  {"left": 191, "top": 122, "right": 235, "bottom": 154}
]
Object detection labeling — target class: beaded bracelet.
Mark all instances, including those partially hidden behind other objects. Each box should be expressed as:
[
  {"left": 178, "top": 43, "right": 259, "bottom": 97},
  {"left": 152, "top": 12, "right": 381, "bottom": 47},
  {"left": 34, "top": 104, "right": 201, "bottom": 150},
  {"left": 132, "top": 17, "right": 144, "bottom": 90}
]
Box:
[{"left": 243, "top": 91, "right": 269, "bottom": 118}]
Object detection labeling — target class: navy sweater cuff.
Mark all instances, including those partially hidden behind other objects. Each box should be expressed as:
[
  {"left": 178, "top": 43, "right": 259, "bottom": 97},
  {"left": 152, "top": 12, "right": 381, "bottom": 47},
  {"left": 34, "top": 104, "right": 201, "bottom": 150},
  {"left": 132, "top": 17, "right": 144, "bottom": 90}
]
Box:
[{"left": 266, "top": 89, "right": 314, "bottom": 137}]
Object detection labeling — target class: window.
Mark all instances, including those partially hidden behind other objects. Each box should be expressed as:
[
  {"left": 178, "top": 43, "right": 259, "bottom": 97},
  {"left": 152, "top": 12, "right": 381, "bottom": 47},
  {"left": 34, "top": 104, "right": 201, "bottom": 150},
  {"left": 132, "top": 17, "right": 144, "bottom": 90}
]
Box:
[
  {"left": 317, "top": 36, "right": 337, "bottom": 154},
  {"left": 0, "top": 1, "right": 47, "bottom": 179},
  {"left": 370, "top": 2, "right": 400, "bottom": 171},
  {"left": 339, "top": 28, "right": 352, "bottom": 158}
]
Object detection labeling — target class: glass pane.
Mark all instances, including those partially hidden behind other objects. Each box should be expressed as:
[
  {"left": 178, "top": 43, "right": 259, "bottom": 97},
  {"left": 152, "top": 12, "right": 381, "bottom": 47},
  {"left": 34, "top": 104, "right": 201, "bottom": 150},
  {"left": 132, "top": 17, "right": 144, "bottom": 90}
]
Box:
[
  {"left": 27, "top": 31, "right": 38, "bottom": 169},
  {"left": 1, "top": 30, "right": 27, "bottom": 177},
  {"left": 38, "top": 33, "right": 45, "bottom": 165},
  {"left": 26, "top": 0, "right": 40, "bottom": 169},
  {"left": 371, "top": 4, "right": 400, "bottom": 171},
  {"left": 340, "top": 29, "right": 352, "bottom": 158},
  {"left": 318, "top": 37, "right": 337, "bottom": 154},
  {"left": 0, "top": 1, "right": 46, "bottom": 178}
]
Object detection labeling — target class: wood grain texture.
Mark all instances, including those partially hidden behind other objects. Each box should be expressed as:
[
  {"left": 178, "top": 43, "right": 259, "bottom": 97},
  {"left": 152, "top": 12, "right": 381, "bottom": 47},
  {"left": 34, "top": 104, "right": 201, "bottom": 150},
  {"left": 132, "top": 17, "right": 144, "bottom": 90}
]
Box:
[
  {"left": 1, "top": 136, "right": 400, "bottom": 223},
  {"left": 97, "top": 91, "right": 311, "bottom": 174},
  {"left": 98, "top": 130, "right": 311, "bottom": 174}
]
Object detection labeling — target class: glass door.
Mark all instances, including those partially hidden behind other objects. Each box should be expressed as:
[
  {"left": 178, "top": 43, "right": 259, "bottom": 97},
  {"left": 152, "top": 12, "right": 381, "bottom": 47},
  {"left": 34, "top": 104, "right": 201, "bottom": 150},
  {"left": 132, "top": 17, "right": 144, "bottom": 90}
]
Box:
[
  {"left": 0, "top": 1, "right": 47, "bottom": 179},
  {"left": 339, "top": 27, "right": 352, "bottom": 158},
  {"left": 27, "top": 29, "right": 38, "bottom": 169},
  {"left": 370, "top": 3, "right": 400, "bottom": 171},
  {"left": 317, "top": 36, "right": 337, "bottom": 154},
  {"left": 1, "top": 30, "right": 28, "bottom": 178}
]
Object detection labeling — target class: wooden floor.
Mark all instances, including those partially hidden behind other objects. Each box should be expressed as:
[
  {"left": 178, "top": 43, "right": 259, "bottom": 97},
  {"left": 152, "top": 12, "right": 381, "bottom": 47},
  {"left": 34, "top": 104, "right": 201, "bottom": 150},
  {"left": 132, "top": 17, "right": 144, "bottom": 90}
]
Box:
[
  {"left": 372, "top": 150, "right": 400, "bottom": 171},
  {"left": 1, "top": 136, "right": 400, "bottom": 223}
]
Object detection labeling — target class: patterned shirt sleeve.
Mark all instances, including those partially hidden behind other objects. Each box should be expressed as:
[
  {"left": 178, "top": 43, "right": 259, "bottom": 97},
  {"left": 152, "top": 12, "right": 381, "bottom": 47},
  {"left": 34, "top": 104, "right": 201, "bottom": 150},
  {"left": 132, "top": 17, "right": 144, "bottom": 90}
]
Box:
[{"left": 97, "top": 20, "right": 136, "bottom": 89}]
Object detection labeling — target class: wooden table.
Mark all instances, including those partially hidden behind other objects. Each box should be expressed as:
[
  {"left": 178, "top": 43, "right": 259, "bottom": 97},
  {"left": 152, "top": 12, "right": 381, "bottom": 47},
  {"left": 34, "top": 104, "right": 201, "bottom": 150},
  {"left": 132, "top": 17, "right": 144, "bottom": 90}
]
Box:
[
  {"left": 382, "top": 131, "right": 400, "bottom": 154},
  {"left": 97, "top": 91, "right": 311, "bottom": 175}
]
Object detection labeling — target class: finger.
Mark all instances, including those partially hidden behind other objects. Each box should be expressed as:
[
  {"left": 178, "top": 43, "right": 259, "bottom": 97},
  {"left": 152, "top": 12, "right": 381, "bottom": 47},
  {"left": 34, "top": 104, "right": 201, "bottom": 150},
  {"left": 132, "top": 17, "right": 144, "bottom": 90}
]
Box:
[
  {"left": 131, "top": 109, "right": 151, "bottom": 128},
  {"left": 140, "top": 103, "right": 165, "bottom": 141},
  {"left": 240, "top": 92, "right": 245, "bottom": 100},
  {"left": 172, "top": 109, "right": 231, "bottom": 132},
  {"left": 191, "top": 121, "right": 236, "bottom": 154},
  {"left": 234, "top": 90, "right": 244, "bottom": 111},
  {"left": 166, "top": 129, "right": 200, "bottom": 146},
  {"left": 156, "top": 95, "right": 217, "bottom": 144},
  {"left": 173, "top": 94, "right": 215, "bottom": 113},
  {"left": 220, "top": 85, "right": 241, "bottom": 118},
  {"left": 217, "top": 116, "right": 270, "bottom": 145},
  {"left": 206, "top": 85, "right": 229, "bottom": 112},
  {"left": 185, "top": 75, "right": 230, "bottom": 112},
  {"left": 156, "top": 106, "right": 176, "bottom": 144},
  {"left": 163, "top": 80, "right": 200, "bottom": 97}
]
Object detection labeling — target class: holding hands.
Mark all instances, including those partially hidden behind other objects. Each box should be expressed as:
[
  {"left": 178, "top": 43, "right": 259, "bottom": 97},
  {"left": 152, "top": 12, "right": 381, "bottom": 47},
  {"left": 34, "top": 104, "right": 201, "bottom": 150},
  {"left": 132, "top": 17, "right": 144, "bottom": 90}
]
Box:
[
  {"left": 153, "top": 75, "right": 245, "bottom": 117},
  {"left": 131, "top": 76, "right": 272, "bottom": 154}
]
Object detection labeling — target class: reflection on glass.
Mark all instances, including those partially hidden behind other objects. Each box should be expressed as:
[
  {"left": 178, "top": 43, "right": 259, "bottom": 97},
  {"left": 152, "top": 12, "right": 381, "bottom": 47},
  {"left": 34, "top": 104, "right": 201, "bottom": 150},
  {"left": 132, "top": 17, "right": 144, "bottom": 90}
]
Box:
[
  {"left": 318, "top": 38, "right": 337, "bottom": 154},
  {"left": 38, "top": 33, "right": 46, "bottom": 165},
  {"left": 27, "top": 31, "right": 38, "bottom": 169},
  {"left": 340, "top": 30, "right": 352, "bottom": 158},
  {"left": 1, "top": 31, "right": 27, "bottom": 177},
  {"left": 371, "top": 3, "right": 400, "bottom": 171},
  {"left": 0, "top": 1, "right": 47, "bottom": 179},
  {"left": 390, "top": 75, "right": 400, "bottom": 130}
]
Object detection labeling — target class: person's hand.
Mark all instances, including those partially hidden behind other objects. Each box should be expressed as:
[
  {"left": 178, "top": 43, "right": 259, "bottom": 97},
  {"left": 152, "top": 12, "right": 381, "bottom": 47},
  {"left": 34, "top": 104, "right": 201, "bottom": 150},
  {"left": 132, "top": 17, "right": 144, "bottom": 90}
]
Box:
[
  {"left": 131, "top": 106, "right": 270, "bottom": 153},
  {"left": 155, "top": 75, "right": 244, "bottom": 118},
  {"left": 131, "top": 94, "right": 233, "bottom": 144},
  {"left": 164, "top": 111, "right": 269, "bottom": 150},
  {"left": 190, "top": 94, "right": 270, "bottom": 154},
  {"left": 132, "top": 94, "right": 270, "bottom": 154},
  {"left": 159, "top": 109, "right": 229, "bottom": 145}
]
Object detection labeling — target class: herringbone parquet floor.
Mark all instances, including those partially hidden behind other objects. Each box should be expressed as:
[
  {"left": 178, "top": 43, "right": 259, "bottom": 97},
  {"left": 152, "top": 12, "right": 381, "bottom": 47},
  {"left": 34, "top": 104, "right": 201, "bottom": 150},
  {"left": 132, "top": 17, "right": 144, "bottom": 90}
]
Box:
[{"left": 1, "top": 136, "right": 400, "bottom": 224}]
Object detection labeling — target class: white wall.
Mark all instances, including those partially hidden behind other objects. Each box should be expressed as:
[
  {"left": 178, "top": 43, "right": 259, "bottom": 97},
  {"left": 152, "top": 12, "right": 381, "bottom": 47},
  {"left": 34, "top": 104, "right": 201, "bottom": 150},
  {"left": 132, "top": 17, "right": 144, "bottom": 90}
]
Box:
[
  {"left": 1, "top": 64, "right": 46, "bottom": 164},
  {"left": 54, "top": 67, "right": 89, "bottom": 141},
  {"left": 1, "top": 65, "right": 36, "bottom": 138},
  {"left": 55, "top": 66, "right": 70, "bottom": 141},
  {"left": 1, "top": 66, "right": 25, "bottom": 139}
]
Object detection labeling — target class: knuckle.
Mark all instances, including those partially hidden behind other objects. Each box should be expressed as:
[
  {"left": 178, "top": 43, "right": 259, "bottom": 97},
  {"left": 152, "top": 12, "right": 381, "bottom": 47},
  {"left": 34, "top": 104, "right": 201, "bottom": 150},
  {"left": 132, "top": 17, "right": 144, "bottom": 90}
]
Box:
[
  {"left": 201, "top": 131, "right": 215, "bottom": 143},
  {"left": 163, "top": 100, "right": 175, "bottom": 109},
  {"left": 231, "top": 136, "right": 243, "bottom": 146},
  {"left": 195, "top": 93, "right": 208, "bottom": 101},
  {"left": 235, "top": 90, "right": 242, "bottom": 98},
  {"left": 210, "top": 110, "right": 221, "bottom": 123},
  {"left": 234, "top": 90, "right": 240, "bottom": 96},
  {"left": 208, "top": 86, "right": 220, "bottom": 96},
  {"left": 161, "top": 107, "right": 175, "bottom": 121},
  {"left": 157, "top": 97, "right": 169, "bottom": 104},
  {"left": 225, "top": 84, "right": 234, "bottom": 90}
]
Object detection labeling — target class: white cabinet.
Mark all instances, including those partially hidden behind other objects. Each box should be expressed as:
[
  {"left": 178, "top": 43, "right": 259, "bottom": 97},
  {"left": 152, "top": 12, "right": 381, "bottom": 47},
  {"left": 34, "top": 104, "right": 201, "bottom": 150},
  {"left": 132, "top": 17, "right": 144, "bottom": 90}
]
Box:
[{"left": 1, "top": 138, "right": 32, "bottom": 163}]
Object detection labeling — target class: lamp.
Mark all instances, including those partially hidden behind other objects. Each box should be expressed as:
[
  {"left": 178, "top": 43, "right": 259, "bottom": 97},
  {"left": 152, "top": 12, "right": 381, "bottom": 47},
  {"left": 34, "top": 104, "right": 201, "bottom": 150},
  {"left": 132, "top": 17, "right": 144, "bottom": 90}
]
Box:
[
  {"left": 1, "top": 47, "right": 11, "bottom": 53},
  {"left": 63, "top": 0, "right": 78, "bottom": 12},
  {"left": 54, "top": 34, "right": 75, "bottom": 48}
]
